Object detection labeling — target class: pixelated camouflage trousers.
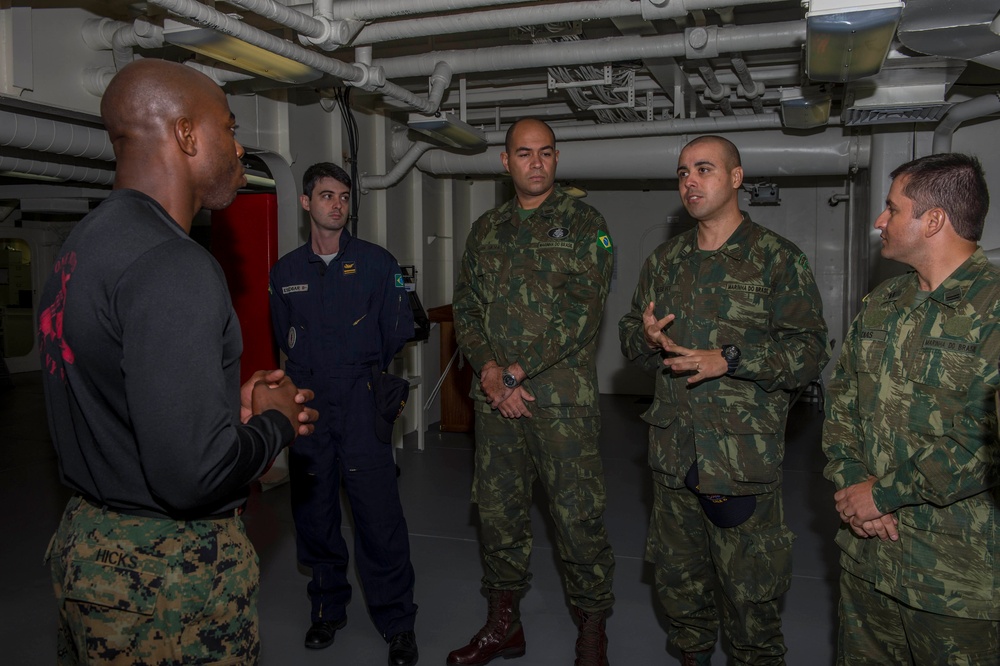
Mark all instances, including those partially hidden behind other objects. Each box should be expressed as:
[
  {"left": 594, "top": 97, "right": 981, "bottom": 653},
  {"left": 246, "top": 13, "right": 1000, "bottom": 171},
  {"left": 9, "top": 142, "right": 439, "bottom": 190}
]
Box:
[
  {"left": 47, "top": 495, "right": 260, "bottom": 665},
  {"left": 472, "top": 411, "right": 615, "bottom": 612},
  {"left": 837, "top": 569, "right": 1000, "bottom": 665},
  {"left": 647, "top": 472, "right": 793, "bottom": 665}
]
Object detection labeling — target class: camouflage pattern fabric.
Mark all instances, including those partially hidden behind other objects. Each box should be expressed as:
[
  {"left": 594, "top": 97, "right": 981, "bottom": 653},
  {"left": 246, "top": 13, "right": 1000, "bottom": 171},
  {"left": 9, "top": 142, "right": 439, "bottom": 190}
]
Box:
[
  {"left": 453, "top": 187, "right": 615, "bottom": 610},
  {"left": 837, "top": 569, "right": 999, "bottom": 665},
  {"left": 618, "top": 214, "right": 829, "bottom": 494},
  {"left": 823, "top": 248, "right": 1000, "bottom": 622},
  {"left": 47, "top": 496, "right": 259, "bottom": 665},
  {"left": 646, "top": 452, "right": 793, "bottom": 664},
  {"left": 618, "top": 215, "right": 827, "bottom": 661},
  {"left": 473, "top": 411, "right": 615, "bottom": 612},
  {"left": 454, "top": 187, "right": 613, "bottom": 419}
]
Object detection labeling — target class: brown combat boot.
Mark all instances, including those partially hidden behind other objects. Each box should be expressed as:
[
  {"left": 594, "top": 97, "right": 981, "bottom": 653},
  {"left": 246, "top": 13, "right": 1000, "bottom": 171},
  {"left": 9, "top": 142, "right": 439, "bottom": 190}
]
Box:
[
  {"left": 447, "top": 589, "right": 526, "bottom": 665},
  {"left": 681, "top": 649, "right": 713, "bottom": 666},
  {"left": 572, "top": 606, "right": 609, "bottom": 666}
]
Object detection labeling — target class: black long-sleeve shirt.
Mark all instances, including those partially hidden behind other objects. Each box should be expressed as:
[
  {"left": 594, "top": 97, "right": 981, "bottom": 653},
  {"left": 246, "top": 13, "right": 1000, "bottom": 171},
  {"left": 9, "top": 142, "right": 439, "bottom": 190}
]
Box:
[{"left": 38, "top": 189, "right": 293, "bottom": 517}]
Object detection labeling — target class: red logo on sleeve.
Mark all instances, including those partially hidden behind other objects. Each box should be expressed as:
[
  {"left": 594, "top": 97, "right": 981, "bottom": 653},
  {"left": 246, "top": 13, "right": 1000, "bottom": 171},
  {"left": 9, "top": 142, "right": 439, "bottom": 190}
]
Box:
[{"left": 39, "top": 252, "right": 76, "bottom": 379}]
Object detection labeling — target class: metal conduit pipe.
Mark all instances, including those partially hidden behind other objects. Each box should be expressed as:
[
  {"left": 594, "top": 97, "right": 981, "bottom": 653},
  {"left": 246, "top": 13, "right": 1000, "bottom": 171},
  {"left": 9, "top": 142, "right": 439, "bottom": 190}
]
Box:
[
  {"left": 355, "top": 0, "right": 636, "bottom": 45},
  {"left": 354, "top": 0, "right": 789, "bottom": 44},
  {"left": 376, "top": 20, "right": 806, "bottom": 79},
  {"left": 147, "top": 0, "right": 443, "bottom": 113},
  {"left": 730, "top": 53, "right": 764, "bottom": 113},
  {"left": 0, "top": 156, "right": 114, "bottom": 185},
  {"left": 931, "top": 91, "right": 1000, "bottom": 154},
  {"left": 0, "top": 110, "right": 116, "bottom": 162},
  {"left": 328, "top": 0, "right": 539, "bottom": 21},
  {"left": 223, "top": 0, "right": 362, "bottom": 50},
  {"left": 482, "top": 112, "right": 784, "bottom": 144},
  {"left": 697, "top": 62, "right": 733, "bottom": 115},
  {"left": 360, "top": 140, "right": 437, "bottom": 191},
  {"left": 82, "top": 18, "right": 163, "bottom": 69},
  {"left": 416, "top": 129, "right": 869, "bottom": 179}
]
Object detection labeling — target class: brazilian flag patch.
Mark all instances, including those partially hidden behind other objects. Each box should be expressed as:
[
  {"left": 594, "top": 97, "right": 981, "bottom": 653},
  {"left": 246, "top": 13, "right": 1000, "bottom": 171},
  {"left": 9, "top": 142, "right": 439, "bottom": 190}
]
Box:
[
  {"left": 395, "top": 273, "right": 405, "bottom": 288},
  {"left": 597, "top": 231, "right": 613, "bottom": 254}
]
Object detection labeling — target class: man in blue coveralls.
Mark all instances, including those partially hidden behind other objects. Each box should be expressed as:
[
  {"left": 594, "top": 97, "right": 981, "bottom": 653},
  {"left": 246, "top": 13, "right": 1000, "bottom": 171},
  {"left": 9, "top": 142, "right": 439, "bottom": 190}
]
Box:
[{"left": 268, "top": 162, "right": 419, "bottom": 666}]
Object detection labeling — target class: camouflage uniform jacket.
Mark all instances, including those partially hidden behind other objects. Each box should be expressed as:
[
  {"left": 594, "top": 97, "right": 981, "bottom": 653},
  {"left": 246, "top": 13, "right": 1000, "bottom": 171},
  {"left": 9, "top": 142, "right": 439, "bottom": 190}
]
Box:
[
  {"left": 619, "top": 214, "right": 829, "bottom": 494},
  {"left": 454, "top": 187, "right": 613, "bottom": 419},
  {"left": 823, "top": 248, "right": 1000, "bottom": 620}
]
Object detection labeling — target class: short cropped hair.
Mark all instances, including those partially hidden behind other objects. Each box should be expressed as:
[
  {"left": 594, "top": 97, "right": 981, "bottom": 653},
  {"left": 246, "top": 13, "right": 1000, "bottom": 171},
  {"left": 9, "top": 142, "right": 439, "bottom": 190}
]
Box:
[
  {"left": 302, "top": 162, "right": 351, "bottom": 198},
  {"left": 684, "top": 135, "right": 742, "bottom": 170},
  {"left": 504, "top": 118, "right": 556, "bottom": 154},
  {"left": 890, "top": 153, "right": 989, "bottom": 242}
]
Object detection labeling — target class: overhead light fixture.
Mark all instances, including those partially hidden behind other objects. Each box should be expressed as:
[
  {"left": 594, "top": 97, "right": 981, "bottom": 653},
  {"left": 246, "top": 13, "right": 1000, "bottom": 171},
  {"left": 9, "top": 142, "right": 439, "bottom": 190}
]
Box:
[
  {"left": 407, "top": 113, "right": 487, "bottom": 149},
  {"left": 163, "top": 18, "right": 323, "bottom": 84},
  {"left": 805, "top": 0, "right": 903, "bottom": 82},
  {"left": 780, "top": 87, "right": 832, "bottom": 129}
]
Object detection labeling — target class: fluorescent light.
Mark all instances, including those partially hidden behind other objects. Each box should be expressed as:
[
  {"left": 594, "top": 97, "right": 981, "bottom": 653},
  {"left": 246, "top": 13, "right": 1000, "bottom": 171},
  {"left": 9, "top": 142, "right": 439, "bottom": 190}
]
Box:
[
  {"left": 407, "top": 113, "right": 487, "bottom": 149},
  {"left": 163, "top": 19, "right": 323, "bottom": 84},
  {"left": 780, "top": 87, "right": 832, "bottom": 129},
  {"left": 805, "top": 0, "right": 903, "bottom": 82}
]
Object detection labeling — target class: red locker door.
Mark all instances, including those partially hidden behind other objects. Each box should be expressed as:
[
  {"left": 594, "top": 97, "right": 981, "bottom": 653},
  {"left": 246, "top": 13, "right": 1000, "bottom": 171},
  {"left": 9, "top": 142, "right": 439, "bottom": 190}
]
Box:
[{"left": 211, "top": 193, "right": 279, "bottom": 385}]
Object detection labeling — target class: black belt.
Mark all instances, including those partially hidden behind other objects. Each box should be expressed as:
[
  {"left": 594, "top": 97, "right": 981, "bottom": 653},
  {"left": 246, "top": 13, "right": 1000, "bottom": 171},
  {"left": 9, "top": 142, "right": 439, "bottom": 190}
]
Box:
[{"left": 79, "top": 495, "right": 241, "bottom": 521}]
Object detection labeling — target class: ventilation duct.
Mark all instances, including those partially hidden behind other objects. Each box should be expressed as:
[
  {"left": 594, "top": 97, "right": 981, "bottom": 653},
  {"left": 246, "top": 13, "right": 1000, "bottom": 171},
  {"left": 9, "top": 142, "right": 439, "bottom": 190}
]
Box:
[
  {"left": 840, "top": 54, "right": 965, "bottom": 126},
  {"left": 897, "top": 0, "right": 1000, "bottom": 72}
]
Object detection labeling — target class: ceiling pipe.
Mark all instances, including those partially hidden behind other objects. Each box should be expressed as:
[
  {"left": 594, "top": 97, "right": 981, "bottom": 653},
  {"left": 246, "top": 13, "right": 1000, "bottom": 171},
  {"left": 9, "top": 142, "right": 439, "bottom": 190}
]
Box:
[
  {"left": 0, "top": 110, "right": 115, "bottom": 162},
  {"left": 730, "top": 53, "right": 765, "bottom": 113},
  {"left": 328, "top": 0, "right": 540, "bottom": 21},
  {"left": 146, "top": 0, "right": 444, "bottom": 113},
  {"left": 931, "top": 91, "right": 1000, "bottom": 154},
  {"left": 414, "top": 128, "right": 869, "bottom": 179},
  {"left": 360, "top": 139, "right": 437, "bottom": 191},
  {"left": 0, "top": 156, "right": 114, "bottom": 185},
  {"left": 353, "top": 0, "right": 791, "bottom": 44},
  {"left": 82, "top": 17, "right": 164, "bottom": 69},
  {"left": 223, "top": 0, "right": 363, "bottom": 50},
  {"left": 375, "top": 20, "right": 807, "bottom": 78}
]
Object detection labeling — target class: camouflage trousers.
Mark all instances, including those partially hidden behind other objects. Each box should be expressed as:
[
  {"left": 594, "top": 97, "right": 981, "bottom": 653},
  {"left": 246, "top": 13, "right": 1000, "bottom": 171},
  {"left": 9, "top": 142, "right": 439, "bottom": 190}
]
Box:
[
  {"left": 473, "top": 411, "right": 615, "bottom": 612},
  {"left": 646, "top": 473, "right": 793, "bottom": 665},
  {"left": 47, "top": 495, "right": 260, "bottom": 665},
  {"left": 837, "top": 569, "right": 999, "bottom": 665}
]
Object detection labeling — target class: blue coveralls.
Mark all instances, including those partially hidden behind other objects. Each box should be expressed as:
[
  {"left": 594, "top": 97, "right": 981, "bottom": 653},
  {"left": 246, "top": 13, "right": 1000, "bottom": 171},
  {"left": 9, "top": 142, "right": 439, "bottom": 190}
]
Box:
[{"left": 268, "top": 230, "right": 417, "bottom": 640}]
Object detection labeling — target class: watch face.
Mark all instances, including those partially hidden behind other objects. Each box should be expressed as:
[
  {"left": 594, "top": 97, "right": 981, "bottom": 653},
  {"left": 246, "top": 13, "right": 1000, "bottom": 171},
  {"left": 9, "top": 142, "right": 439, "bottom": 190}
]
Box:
[
  {"left": 503, "top": 373, "right": 517, "bottom": 388},
  {"left": 723, "top": 345, "right": 741, "bottom": 361}
]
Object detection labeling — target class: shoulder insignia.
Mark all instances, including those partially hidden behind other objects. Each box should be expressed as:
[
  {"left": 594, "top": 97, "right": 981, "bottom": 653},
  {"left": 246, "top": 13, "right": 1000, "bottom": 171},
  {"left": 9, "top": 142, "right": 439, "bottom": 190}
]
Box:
[
  {"left": 597, "top": 230, "right": 613, "bottom": 253},
  {"left": 798, "top": 253, "right": 810, "bottom": 269},
  {"left": 395, "top": 273, "right": 405, "bottom": 288},
  {"left": 943, "top": 287, "right": 963, "bottom": 304}
]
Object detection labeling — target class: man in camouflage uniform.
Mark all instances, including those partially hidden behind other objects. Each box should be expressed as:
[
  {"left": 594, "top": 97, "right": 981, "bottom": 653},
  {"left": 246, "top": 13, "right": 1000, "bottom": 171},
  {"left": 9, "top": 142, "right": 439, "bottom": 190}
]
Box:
[
  {"left": 823, "top": 153, "right": 1000, "bottom": 664},
  {"left": 450, "top": 117, "right": 616, "bottom": 666},
  {"left": 618, "top": 136, "right": 829, "bottom": 665}
]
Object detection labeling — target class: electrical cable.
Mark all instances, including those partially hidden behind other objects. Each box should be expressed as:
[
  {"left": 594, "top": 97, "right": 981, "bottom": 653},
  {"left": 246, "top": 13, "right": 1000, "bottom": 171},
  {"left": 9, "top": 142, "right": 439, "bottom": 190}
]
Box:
[{"left": 334, "top": 87, "right": 361, "bottom": 236}]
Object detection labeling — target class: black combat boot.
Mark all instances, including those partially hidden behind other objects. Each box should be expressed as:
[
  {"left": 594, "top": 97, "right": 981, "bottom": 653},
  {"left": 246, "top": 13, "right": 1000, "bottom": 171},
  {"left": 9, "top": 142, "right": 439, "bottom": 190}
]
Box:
[
  {"left": 447, "top": 589, "right": 526, "bottom": 665},
  {"left": 572, "top": 606, "right": 609, "bottom": 666}
]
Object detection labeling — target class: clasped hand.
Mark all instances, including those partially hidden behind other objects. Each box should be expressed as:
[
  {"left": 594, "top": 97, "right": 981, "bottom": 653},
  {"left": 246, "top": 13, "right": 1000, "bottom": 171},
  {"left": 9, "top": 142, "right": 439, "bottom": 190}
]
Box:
[
  {"left": 240, "top": 369, "right": 318, "bottom": 437},
  {"left": 480, "top": 362, "right": 534, "bottom": 419},
  {"left": 834, "top": 476, "right": 898, "bottom": 542}
]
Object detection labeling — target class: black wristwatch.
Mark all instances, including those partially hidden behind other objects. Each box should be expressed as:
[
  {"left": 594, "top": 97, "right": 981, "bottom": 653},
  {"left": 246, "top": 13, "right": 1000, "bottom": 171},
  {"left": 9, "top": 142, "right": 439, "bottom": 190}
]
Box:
[
  {"left": 502, "top": 370, "right": 520, "bottom": 389},
  {"left": 721, "top": 344, "right": 741, "bottom": 376}
]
